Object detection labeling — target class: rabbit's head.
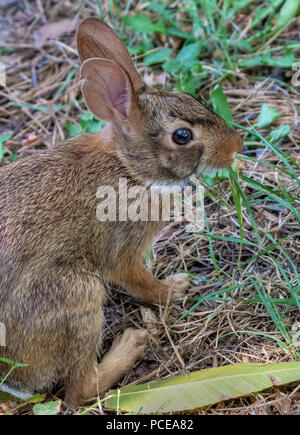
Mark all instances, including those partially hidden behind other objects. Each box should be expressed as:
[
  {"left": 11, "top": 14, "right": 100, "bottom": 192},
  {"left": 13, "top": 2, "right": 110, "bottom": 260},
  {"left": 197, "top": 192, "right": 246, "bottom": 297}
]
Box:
[{"left": 77, "top": 18, "right": 242, "bottom": 185}]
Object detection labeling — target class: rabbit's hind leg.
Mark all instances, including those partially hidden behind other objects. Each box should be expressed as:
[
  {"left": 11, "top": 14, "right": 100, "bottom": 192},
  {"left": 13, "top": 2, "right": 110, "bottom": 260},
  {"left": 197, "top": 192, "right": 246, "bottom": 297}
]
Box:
[
  {"left": 0, "top": 268, "right": 105, "bottom": 401},
  {"left": 64, "top": 328, "right": 147, "bottom": 407}
]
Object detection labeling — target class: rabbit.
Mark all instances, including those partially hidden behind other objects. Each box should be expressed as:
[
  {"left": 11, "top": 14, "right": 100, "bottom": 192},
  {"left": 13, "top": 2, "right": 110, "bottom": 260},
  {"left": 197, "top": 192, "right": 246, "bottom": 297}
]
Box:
[{"left": 0, "top": 17, "right": 242, "bottom": 408}]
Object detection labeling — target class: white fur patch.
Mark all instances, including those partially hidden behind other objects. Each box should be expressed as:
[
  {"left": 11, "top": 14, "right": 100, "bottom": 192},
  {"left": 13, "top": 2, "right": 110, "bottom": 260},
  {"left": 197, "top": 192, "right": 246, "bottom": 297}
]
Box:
[{"left": 147, "top": 180, "right": 187, "bottom": 194}]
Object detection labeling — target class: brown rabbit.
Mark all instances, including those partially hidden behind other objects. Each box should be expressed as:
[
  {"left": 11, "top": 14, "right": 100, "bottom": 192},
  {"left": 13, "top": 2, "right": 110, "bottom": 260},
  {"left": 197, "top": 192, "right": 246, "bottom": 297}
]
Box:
[{"left": 0, "top": 17, "right": 242, "bottom": 407}]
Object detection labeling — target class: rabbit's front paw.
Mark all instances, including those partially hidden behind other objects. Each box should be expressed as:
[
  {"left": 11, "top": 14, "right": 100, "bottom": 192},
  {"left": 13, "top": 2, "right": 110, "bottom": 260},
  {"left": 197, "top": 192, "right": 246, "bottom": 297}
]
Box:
[{"left": 164, "top": 273, "right": 190, "bottom": 301}]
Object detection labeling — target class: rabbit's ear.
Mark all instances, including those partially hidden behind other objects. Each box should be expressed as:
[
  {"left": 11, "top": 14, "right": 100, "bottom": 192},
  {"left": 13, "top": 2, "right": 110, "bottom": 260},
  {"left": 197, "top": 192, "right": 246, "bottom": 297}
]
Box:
[
  {"left": 80, "top": 58, "right": 135, "bottom": 122},
  {"left": 77, "top": 17, "right": 142, "bottom": 92}
]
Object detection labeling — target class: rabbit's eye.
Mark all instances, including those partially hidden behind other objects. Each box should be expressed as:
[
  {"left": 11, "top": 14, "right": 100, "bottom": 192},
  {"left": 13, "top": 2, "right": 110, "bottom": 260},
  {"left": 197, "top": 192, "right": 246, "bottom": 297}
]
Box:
[{"left": 172, "top": 128, "right": 193, "bottom": 145}]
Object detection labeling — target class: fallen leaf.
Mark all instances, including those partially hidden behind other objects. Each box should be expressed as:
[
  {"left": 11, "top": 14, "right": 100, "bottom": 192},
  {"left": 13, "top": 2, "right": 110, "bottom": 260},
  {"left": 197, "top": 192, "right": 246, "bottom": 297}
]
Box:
[
  {"left": 105, "top": 362, "right": 300, "bottom": 413},
  {"left": 33, "top": 17, "right": 78, "bottom": 49},
  {"left": 141, "top": 307, "right": 158, "bottom": 336},
  {"left": 33, "top": 400, "right": 61, "bottom": 415}
]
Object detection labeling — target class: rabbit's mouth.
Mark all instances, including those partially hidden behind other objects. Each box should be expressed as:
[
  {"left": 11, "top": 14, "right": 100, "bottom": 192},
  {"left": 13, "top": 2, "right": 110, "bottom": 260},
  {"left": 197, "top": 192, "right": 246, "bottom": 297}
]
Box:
[{"left": 197, "top": 151, "right": 239, "bottom": 176}]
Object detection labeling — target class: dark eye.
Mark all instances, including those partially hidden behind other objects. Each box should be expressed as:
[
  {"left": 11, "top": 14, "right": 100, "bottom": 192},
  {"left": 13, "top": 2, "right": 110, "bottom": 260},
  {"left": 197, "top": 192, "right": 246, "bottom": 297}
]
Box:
[{"left": 172, "top": 128, "right": 193, "bottom": 145}]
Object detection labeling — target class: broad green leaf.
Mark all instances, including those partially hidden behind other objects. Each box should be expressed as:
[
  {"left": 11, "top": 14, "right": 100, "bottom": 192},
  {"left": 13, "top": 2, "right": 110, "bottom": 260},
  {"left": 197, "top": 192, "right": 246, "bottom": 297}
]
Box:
[
  {"left": 236, "top": 39, "right": 252, "bottom": 52},
  {"left": 144, "top": 48, "right": 173, "bottom": 66},
  {"left": 123, "top": 14, "right": 165, "bottom": 34},
  {"left": 66, "top": 122, "right": 83, "bottom": 137},
  {"left": 269, "top": 125, "right": 291, "bottom": 143},
  {"left": 80, "top": 119, "right": 104, "bottom": 134},
  {"left": 239, "top": 49, "right": 295, "bottom": 69},
  {"left": 271, "top": 48, "right": 295, "bottom": 68},
  {"left": 176, "top": 72, "right": 200, "bottom": 95},
  {"left": 0, "top": 134, "right": 13, "bottom": 161},
  {"left": 256, "top": 104, "right": 281, "bottom": 128},
  {"left": 79, "top": 112, "right": 94, "bottom": 122},
  {"left": 33, "top": 400, "right": 61, "bottom": 415},
  {"left": 239, "top": 55, "right": 263, "bottom": 68},
  {"left": 105, "top": 362, "right": 300, "bottom": 413},
  {"left": 177, "top": 41, "right": 202, "bottom": 63},
  {"left": 276, "top": 0, "right": 300, "bottom": 27},
  {"left": 211, "top": 84, "right": 233, "bottom": 123},
  {"left": 163, "top": 59, "right": 182, "bottom": 74}
]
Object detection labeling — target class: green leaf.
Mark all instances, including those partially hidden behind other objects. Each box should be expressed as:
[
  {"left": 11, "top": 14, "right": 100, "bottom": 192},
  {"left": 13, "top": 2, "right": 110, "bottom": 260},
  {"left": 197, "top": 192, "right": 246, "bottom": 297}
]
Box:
[
  {"left": 0, "top": 134, "right": 13, "bottom": 161},
  {"left": 211, "top": 84, "right": 233, "bottom": 123},
  {"left": 148, "top": 1, "right": 174, "bottom": 22},
  {"left": 176, "top": 72, "right": 200, "bottom": 95},
  {"left": 25, "top": 394, "right": 46, "bottom": 404},
  {"left": 66, "top": 113, "right": 104, "bottom": 136},
  {"left": 251, "top": 0, "right": 283, "bottom": 28},
  {"left": 166, "top": 27, "right": 194, "bottom": 39},
  {"left": 105, "top": 362, "right": 300, "bottom": 413},
  {"left": 14, "top": 361, "right": 30, "bottom": 368},
  {"left": 239, "top": 49, "right": 295, "bottom": 68},
  {"left": 276, "top": 0, "right": 300, "bottom": 27},
  {"left": 123, "top": 14, "right": 165, "bottom": 35},
  {"left": 0, "top": 357, "right": 15, "bottom": 366},
  {"left": 162, "top": 59, "right": 182, "bottom": 74},
  {"left": 81, "top": 120, "right": 105, "bottom": 134},
  {"left": 33, "top": 400, "right": 61, "bottom": 415},
  {"left": 239, "top": 55, "right": 263, "bottom": 68},
  {"left": 79, "top": 112, "right": 94, "bottom": 122},
  {"left": 236, "top": 39, "right": 252, "bottom": 52},
  {"left": 144, "top": 48, "right": 173, "bottom": 66},
  {"left": 269, "top": 124, "right": 291, "bottom": 143},
  {"left": 65, "top": 122, "right": 83, "bottom": 137},
  {"left": 128, "top": 42, "right": 154, "bottom": 55},
  {"left": 232, "top": 0, "right": 252, "bottom": 11},
  {"left": 256, "top": 104, "right": 281, "bottom": 128},
  {"left": 271, "top": 48, "right": 295, "bottom": 68},
  {"left": 177, "top": 41, "right": 202, "bottom": 62}
]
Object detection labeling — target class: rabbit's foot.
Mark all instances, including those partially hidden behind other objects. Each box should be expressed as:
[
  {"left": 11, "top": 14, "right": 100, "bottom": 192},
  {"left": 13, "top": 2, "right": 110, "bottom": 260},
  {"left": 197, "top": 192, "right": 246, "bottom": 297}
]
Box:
[
  {"left": 65, "top": 328, "right": 148, "bottom": 407},
  {"left": 163, "top": 273, "right": 190, "bottom": 301},
  {"left": 107, "top": 328, "right": 148, "bottom": 370}
]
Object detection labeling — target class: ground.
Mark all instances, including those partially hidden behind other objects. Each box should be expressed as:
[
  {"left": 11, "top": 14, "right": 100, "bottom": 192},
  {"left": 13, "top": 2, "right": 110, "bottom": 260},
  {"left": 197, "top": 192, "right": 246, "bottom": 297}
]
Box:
[{"left": 0, "top": 0, "right": 299, "bottom": 415}]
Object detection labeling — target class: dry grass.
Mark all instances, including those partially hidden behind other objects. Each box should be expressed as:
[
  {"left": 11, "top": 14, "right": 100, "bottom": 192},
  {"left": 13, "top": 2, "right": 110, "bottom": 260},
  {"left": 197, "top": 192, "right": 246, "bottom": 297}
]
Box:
[{"left": 0, "top": 0, "right": 299, "bottom": 415}]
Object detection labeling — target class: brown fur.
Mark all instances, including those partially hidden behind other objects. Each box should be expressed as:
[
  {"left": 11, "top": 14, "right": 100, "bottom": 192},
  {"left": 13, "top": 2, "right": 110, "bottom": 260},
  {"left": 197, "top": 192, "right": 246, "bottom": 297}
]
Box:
[{"left": 0, "top": 18, "right": 242, "bottom": 407}]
